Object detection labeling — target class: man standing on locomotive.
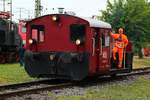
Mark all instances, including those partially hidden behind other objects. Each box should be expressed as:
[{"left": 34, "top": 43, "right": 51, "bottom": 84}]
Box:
[{"left": 110, "top": 28, "right": 128, "bottom": 68}]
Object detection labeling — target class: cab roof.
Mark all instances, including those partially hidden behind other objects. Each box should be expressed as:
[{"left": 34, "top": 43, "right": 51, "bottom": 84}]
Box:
[
  {"left": 27, "top": 14, "right": 111, "bottom": 29},
  {"left": 82, "top": 17, "right": 111, "bottom": 29}
]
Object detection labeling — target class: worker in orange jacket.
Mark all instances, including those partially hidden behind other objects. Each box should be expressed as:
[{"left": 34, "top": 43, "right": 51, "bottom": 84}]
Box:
[{"left": 110, "top": 28, "right": 128, "bottom": 68}]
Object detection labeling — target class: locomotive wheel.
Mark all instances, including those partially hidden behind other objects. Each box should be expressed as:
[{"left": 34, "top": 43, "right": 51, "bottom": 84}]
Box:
[
  {"left": 110, "top": 73, "right": 117, "bottom": 77},
  {"left": 7, "top": 54, "right": 13, "bottom": 63},
  {"left": 15, "top": 54, "right": 19, "bottom": 62},
  {"left": 12, "top": 53, "right": 19, "bottom": 63},
  {"left": 0, "top": 56, "right": 6, "bottom": 64},
  {"left": 1, "top": 59, "right": 6, "bottom": 64}
]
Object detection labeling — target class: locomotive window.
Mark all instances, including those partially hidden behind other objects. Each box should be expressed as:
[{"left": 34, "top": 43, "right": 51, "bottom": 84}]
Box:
[
  {"left": 102, "top": 32, "right": 110, "bottom": 47},
  {"left": 39, "top": 31, "right": 44, "bottom": 42},
  {"left": 0, "top": 30, "right": 5, "bottom": 43},
  {"left": 31, "top": 25, "right": 45, "bottom": 43},
  {"left": 105, "top": 34, "right": 110, "bottom": 46},
  {"left": 0, "top": 19, "right": 7, "bottom": 25},
  {"left": 32, "top": 29, "right": 38, "bottom": 41},
  {"left": 22, "top": 26, "right": 26, "bottom": 33},
  {"left": 102, "top": 34, "right": 105, "bottom": 46},
  {"left": 70, "top": 24, "right": 85, "bottom": 42}
]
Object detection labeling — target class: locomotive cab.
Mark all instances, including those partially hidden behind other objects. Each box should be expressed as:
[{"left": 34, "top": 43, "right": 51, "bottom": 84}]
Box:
[{"left": 25, "top": 14, "right": 133, "bottom": 80}]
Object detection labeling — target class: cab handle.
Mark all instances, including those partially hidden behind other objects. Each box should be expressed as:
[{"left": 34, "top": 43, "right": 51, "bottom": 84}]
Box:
[
  {"left": 92, "top": 38, "right": 95, "bottom": 56},
  {"left": 100, "top": 37, "right": 103, "bottom": 56}
]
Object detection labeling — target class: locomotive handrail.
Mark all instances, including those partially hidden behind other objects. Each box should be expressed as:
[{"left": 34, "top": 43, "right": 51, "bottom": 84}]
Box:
[
  {"left": 100, "top": 37, "right": 103, "bottom": 56},
  {"left": 92, "top": 38, "right": 95, "bottom": 56},
  {"left": 123, "top": 49, "right": 126, "bottom": 68}
]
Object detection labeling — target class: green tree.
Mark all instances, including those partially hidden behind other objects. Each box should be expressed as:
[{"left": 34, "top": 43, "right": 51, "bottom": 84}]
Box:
[{"left": 100, "top": 0, "right": 150, "bottom": 58}]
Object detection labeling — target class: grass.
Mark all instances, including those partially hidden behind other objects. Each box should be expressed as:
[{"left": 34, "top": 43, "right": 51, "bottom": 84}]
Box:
[
  {"left": 52, "top": 75, "right": 150, "bottom": 100},
  {"left": 0, "top": 64, "right": 34, "bottom": 84},
  {"left": 133, "top": 56, "right": 150, "bottom": 69}
]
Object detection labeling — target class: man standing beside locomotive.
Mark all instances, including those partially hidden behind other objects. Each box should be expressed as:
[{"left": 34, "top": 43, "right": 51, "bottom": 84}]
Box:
[
  {"left": 19, "top": 44, "right": 25, "bottom": 66},
  {"left": 110, "top": 28, "right": 128, "bottom": 68}
]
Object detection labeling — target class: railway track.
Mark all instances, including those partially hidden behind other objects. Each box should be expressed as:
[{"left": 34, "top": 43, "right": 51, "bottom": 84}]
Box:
[
  {"left": 0, "top": 79, "right": 72, "bottom": 98},
  {"left": 0, "top": 67, "right": 150, "bottom": 98},
  {"left": 129, "top": 67, "right": 150, "bottom": 75}
]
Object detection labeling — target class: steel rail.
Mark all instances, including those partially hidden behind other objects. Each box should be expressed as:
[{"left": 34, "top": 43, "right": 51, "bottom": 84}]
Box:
[
  {"left": 0, "top": 83, "right": 72, "bottom": 98},
  {"left": 122, "top": 67, "right": 150, "bottom": 76},
  {"left": 133, "top": 67, "right": 150, "bottom": 71},
  {"left": 0, "top": 79, "right": 71, "bottom": 98},
  {"left": 0, "top": 78, "right": 55, "bottom": 90}
]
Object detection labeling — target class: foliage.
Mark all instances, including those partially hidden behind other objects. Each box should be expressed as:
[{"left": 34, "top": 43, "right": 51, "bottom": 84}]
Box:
[{"left": 100, "top": 0, "right": 150, "bottom": 58}]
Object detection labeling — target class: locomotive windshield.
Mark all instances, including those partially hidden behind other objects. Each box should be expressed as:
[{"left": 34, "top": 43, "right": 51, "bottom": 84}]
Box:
[
  {"left": 70, "top": 24, "right": 85, "bottom": 42},
  {"left": 22, "top": 26, "right": 26, "bottom": 33},
  {"left": 0, "top": 19, "right": 7, "bottom": 26},
  {"left": 31, "top": 25, "right": 45, "bottom": 43}
]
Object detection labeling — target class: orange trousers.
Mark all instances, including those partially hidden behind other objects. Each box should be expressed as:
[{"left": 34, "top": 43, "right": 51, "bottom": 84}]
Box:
[{"left": 112, "top": 47, "right": 124, "bottom": 68}]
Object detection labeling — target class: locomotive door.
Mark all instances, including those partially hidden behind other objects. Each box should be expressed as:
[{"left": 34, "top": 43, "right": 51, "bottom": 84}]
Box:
[{"left": 98, "top": 29, "right": 111, "bottom": 72}]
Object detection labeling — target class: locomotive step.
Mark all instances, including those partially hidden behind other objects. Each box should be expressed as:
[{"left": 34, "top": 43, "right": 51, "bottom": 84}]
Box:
[{"left": 110, "top": 68, "right": 130, "bottom": 73}]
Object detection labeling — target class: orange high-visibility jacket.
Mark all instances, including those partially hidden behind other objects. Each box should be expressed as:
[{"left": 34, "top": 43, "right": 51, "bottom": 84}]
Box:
[{"left": 111, "top": 33, "right": 128, "bottom": 49}]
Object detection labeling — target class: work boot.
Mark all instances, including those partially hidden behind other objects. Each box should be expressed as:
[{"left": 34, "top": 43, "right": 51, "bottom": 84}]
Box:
[
  {"left": 118, "top": 63, "right": 122, "bottom": 69},
  {"left": 113, "top": 56, "right": 116, "bottom": 61}
]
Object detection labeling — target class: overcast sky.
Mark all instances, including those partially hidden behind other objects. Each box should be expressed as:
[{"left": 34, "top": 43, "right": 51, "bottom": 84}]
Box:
[{"left": 0, "top": 0, "right": 108, "bottom": 21}]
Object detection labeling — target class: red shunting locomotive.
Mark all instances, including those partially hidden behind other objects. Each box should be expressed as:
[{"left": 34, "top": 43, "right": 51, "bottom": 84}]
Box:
[{"left": 24, "top": 14, "right": 133, "bottom": 80}]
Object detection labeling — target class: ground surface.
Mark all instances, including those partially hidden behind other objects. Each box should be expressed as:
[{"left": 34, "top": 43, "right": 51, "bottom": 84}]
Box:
[
  {"left": 6, "top": 74, "right": 150, "bottom": 100},
  {"left": 53, "top": 75, "right": 150, "bottom": 100}
]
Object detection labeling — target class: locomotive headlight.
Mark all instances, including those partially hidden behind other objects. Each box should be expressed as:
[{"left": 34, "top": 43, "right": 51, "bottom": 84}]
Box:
[
  {"left": 76, "top": 39, "right": 81, "bottom": 45},
  {"left": 29, "top": 39, "right": 33, "bottom": 44},
  {"left": 49, "top": 55, "right": 54, "bottom": 61},
  {"left": 52, "top": 16, "right": 58, "bottom": 21}
]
